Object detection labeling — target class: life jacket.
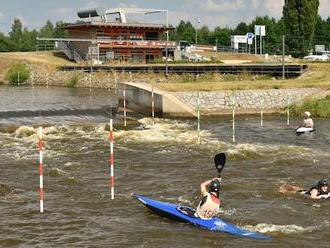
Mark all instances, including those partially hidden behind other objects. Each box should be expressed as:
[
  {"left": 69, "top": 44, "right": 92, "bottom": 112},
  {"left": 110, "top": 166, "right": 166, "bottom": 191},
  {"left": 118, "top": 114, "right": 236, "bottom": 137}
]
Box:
[
  {"left": 196, "top": 193, "right": 221, "bottom": 219},
  {"left": 306, "top": 186, "right": 329, "bottom": 196}
]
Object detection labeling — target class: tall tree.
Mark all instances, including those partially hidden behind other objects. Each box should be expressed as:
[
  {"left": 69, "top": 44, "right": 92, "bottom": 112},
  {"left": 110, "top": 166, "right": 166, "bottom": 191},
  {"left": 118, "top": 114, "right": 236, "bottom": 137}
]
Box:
[
  {"left": 175, "top": 21, "right": 196, "bottom": 44},
  {"left": 198, "top": 26, "right": 211, "bottom": 45},
  {"left": 9, "top": 18, "right": 23, "bottom": 51},
  {"left": 283, "top": 0, "right": 320, "bottom": 57},
  {"left": 39, "top": 20, "right": 54, "bottom": 38},
  {"left": 53, "top": 21, "right": 68, "bottom": 38}
]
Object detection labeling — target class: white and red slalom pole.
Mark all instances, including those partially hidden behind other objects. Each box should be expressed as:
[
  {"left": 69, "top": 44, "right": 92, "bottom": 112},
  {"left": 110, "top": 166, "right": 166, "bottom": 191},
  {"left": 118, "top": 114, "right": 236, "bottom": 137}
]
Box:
[
  {"left": 123, "top": 85, "right": 127, "bottom": 128},
  {"left": 152, "top": 86, "right": 155, "bottom": 125},
  {"left": 109, "top": 119, "right": 115, "bottom": 199},
  {"left": 38, "top": 127, "right": 44, "bottom": 213}
]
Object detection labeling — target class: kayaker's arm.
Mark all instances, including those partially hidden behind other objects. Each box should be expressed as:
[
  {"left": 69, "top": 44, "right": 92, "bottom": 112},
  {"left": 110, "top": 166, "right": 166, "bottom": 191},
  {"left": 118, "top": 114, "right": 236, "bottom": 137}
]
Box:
[
  {"left": 310, "top": 189, "right": 329, "bottom": 199},
  {"left": 200, "top": 179, "right": 213, "bottom": 196},
  {"left": 200, "top": 177, "right": 221, "bottom": 196}
]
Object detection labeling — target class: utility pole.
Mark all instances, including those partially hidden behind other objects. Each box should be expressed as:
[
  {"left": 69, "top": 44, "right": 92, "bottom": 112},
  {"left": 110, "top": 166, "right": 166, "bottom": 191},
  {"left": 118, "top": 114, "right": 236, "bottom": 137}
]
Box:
[
  {"left": 282, "top": 35, "right": 285, "bottom": 80},
  {"left": 260, "top": 34, "right": 262, "bottom": 55}
]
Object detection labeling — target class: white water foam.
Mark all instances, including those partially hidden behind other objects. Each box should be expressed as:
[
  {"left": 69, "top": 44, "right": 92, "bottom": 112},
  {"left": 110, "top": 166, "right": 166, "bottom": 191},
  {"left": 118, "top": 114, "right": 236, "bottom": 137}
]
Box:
[{"left": 244, "top": 223, "right": 306, "bottom": 234}]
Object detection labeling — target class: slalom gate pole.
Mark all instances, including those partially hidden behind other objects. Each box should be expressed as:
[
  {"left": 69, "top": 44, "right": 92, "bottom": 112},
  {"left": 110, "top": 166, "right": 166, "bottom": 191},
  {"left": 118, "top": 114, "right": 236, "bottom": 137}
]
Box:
[
  {"left": 114, "top": 71, "right": 117, "bottom": 94},
  {"left": 108, "top": 72, "right": 111, "bottom": 91},
  {"left": 123, "top": 85, "right": 127, "bottom": 128},
  {"left": 260, "top": 95, "right": 264, "bottom": 127},
  {"left": 287, "top": 97, "right": 290, "bottom": 126},
  {"left": 109, "top": 119, "right": 115, "bottom": 199},
  {"left": 38, "top": 127, "right": 44, "bottom": 213},
  {"left": 197, "top": 91, "right": 201, "bottom": 145},
  {"left": 89, "top": 67, "right": 92, "bottom": 93},
  {"left": 232, "top": 92, "right": 236, "bottom": 143},
  {"left": 46, "top": 73, "right": 49, "bottom": 89},
  {"left": 152, "top": 86, "right": 155, "bottom": 125}
]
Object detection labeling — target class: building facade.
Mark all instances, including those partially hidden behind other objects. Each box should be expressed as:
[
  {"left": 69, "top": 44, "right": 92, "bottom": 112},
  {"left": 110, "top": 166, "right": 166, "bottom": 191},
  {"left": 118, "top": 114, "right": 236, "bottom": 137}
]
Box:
[
  {"left": 63, "top": 22, "right": 175, "bottom": 64},
  {"left": 38, "top": 8, "right": 176, "bottom": 64}
]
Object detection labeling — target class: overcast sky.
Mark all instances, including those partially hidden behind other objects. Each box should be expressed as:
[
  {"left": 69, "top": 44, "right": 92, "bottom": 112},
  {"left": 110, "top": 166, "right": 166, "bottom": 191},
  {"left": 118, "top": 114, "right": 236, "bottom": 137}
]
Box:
[{"left": 0, "top": 0, "right": 329, "bottom": 33}]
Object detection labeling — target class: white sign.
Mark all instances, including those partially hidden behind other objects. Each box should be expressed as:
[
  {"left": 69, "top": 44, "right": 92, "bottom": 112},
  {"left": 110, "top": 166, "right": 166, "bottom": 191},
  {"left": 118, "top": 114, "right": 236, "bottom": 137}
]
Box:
[
  {"left": 254, "top": 25, "right": 266, "bottom": 36},
  {"left": 315, "top": 45, "right": 326, "bottom": 52},
  {"left": 255, "top": 25, "right": 261, "bottom": 36},
  {"left": 260, "top": 26, "right": 266, "bottom": 36},
  {"left": 232, "top": 35, "right": 247, "bottom": 43},
  {"left": 231, "top": 35, "right": 247, "bottom": 50}
]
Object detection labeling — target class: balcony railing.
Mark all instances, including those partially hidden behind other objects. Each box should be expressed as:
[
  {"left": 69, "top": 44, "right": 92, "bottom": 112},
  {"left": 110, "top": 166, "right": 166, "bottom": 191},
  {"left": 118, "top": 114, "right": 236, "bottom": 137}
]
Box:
[{"left": 97, "top": 38, "right": 176, "bottom": 49}]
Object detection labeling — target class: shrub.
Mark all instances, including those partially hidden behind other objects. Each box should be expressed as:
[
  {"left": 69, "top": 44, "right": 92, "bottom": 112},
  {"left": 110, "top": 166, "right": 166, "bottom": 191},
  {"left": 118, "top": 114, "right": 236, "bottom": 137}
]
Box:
[
  {"left": 289, "top": 95, "right": 330, "bottom": 118},
  {"left": 6, "top": 63, "right": 30, "bottom": 86},
  {"left": 65, "top": 74, "right": 79, "bottom": 88}
]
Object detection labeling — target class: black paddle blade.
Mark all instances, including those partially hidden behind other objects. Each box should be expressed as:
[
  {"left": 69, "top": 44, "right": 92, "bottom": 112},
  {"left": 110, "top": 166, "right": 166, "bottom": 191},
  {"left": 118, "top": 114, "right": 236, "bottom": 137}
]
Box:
[{"left": 214, "top": 153, "right": 226, "bottom": 176}]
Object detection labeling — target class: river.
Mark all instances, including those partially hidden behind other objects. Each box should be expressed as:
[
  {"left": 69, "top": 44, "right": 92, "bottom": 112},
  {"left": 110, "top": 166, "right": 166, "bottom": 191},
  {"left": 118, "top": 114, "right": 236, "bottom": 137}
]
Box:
[{"left": 0, "top": 86, "right": 329, "bottom": 247}]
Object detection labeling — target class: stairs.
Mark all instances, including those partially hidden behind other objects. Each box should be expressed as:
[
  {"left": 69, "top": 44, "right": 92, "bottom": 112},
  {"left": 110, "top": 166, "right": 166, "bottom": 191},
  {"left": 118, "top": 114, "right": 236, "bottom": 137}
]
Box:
[{"left": 56, "top": 41, "right": 85, "bottom": 63}]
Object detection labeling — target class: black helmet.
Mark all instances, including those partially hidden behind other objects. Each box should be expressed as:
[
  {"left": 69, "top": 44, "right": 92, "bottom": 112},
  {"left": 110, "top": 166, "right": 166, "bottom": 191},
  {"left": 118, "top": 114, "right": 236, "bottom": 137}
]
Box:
[
  {"left": 208, "top": 180, "right": 221, "bottom": 193},
  {"left": 317, "top": 179, "right": 328, "bottom": 187}
]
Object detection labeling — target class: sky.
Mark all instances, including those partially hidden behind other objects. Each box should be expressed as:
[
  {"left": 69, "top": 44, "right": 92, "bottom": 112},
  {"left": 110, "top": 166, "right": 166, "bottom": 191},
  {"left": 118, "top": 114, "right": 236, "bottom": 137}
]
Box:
[{"left": 0, "top": 0, "right": 329, "bottom": 33}]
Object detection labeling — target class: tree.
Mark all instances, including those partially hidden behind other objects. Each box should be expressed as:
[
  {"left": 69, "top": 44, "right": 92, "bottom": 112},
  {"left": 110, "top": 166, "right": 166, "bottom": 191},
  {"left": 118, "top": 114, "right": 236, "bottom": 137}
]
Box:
[
  {"left": 234, "top": 22, "right": 248, "bottom": 35},
  {"left": 21, "top": 28, "right": 38, "bottom": 51},
  {"left": 175, "top": 21, "right": 196, "bottom": 43},
  {"left": 283, "top": 0, "right": 320, "bottom": 57},
  {"left": 9, "top": 18, "right": 23, "bottom": 51},
  {"left": 39, "top": 20, "right": 54, "bottom": 38},
  {"left": 0, "top": 32, "right": 12, "bottom": 52},
  {"left": 53, "top": 21, "right": 68, "bottom": 38},
  {"left": 314, "top": 16, "right": 330, "bottom": 50},
  {"left": 211, "top": 27, "right": 232, "bottom": 47},
  {"left": 198, "top": 26, "right": 211, "bottom": 45}
]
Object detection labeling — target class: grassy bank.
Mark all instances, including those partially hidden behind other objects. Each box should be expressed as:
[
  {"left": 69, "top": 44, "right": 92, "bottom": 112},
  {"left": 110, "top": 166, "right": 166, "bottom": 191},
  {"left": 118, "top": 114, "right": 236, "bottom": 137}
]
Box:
[
  {"left": 290, "top": 95, "right": 330, "bottom": 118},
  {"left": 1, "top": 51, "right": 330, "bottom": 93},
  {"left": 0, "top": 51, "right": 73, "bottom": 83}
]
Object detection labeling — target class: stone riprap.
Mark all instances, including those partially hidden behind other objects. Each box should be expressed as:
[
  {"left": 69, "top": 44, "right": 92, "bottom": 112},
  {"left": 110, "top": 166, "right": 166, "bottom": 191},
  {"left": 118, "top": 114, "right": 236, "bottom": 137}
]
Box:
[{"left": 174, "top": 88, "right": 323, "bottom": 114}]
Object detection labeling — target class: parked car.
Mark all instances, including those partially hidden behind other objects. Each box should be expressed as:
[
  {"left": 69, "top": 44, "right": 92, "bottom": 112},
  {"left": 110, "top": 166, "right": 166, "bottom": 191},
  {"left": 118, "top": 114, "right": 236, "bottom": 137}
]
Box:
[{"left": 304, "top": 52, "right": 329, "bottom": 62}]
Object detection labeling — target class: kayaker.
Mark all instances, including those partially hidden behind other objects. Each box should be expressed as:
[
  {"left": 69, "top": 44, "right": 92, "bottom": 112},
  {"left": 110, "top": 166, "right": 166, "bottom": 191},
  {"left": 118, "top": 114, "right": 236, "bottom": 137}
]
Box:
[
  {"left": 300, "top": 111, "right": 314, "bottom": 129},
  {"left": 195, "top": 177, "right": 221, "bottom": 219},
  {"left": 305, "top": 179, "right": 329, "bottom": 199}
]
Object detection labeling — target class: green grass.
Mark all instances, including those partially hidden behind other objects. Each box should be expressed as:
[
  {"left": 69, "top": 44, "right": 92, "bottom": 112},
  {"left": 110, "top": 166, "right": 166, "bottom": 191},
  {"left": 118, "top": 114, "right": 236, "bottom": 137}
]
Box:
[{"left": 290, "top": 95, "right": 330, "bottom": 118}]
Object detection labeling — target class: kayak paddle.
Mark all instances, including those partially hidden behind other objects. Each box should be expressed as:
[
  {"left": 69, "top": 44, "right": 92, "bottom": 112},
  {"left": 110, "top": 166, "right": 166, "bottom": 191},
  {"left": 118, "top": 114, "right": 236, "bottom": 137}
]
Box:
[{"left": 214, "top": 153, "right": 226, "bottom": 178}]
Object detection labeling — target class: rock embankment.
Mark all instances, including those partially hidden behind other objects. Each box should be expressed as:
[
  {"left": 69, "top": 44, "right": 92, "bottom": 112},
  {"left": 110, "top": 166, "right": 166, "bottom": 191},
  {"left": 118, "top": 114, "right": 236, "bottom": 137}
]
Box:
[{"left": 173, "top": 88, "right": 323, "bottom": 114}]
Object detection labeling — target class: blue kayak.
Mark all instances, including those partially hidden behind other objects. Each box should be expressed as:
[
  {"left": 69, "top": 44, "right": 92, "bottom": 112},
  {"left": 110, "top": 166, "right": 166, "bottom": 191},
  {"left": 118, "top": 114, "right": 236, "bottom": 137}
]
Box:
[{"left": 134, "top": 194, "right": 272, "bottom": 240}]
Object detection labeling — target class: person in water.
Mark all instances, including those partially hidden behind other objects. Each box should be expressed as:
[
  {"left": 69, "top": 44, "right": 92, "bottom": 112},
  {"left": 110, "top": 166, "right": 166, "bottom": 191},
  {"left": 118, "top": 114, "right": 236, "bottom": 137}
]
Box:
[
  {"left": 306, "top": 179, "right": 329, "bottom": 199},
  {"left": 300, "top": 111, "right": 314, "bottom": 129},
  {"left": 195, "top": 177, "right": 221, "bottom": 219}
]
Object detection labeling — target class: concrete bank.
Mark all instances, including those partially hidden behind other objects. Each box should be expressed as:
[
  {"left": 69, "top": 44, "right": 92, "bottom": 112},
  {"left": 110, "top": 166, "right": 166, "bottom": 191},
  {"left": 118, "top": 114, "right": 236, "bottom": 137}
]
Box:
[
  {"left": 119, "top": 82, "right": 325, "bottom": 117},
  {"left": 173, "top": 88, "right": 324, "bottom": 115},
  {"left": 16, "top": 64, "right": 326, "bottom": 117}
]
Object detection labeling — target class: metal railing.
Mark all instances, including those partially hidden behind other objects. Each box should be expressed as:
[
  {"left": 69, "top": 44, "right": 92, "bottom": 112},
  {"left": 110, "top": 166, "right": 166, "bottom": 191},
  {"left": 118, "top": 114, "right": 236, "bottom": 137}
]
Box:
[{"left": 56, "top": 41, "right": 84, "bottom": 63}]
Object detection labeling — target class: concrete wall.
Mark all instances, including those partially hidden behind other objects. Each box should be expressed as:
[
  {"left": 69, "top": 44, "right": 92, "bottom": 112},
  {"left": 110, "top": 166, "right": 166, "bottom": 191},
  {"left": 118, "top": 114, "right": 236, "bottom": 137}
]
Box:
[
  {"left": 174, "top": 88, "right": 324, "bottom": 115},
  {"left": 118, "top": 83, "right": 162, "bottom": 116}
]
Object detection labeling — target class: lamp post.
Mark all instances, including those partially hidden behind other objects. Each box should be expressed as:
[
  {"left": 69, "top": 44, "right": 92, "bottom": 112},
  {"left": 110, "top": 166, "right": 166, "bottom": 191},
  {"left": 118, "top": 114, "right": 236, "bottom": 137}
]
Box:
[
  {"left": 166, "top": 10, "right": 169, "bottom": 77},
  {"left": 195, "top": 18, "right": 201, "bottom": 45}
]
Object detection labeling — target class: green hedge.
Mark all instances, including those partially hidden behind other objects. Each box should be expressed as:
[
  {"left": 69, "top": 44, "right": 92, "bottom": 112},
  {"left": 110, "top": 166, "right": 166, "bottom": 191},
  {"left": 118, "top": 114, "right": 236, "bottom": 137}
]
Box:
[{"left": 6, "top": 63, "right": 30, "bottom": 86}]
